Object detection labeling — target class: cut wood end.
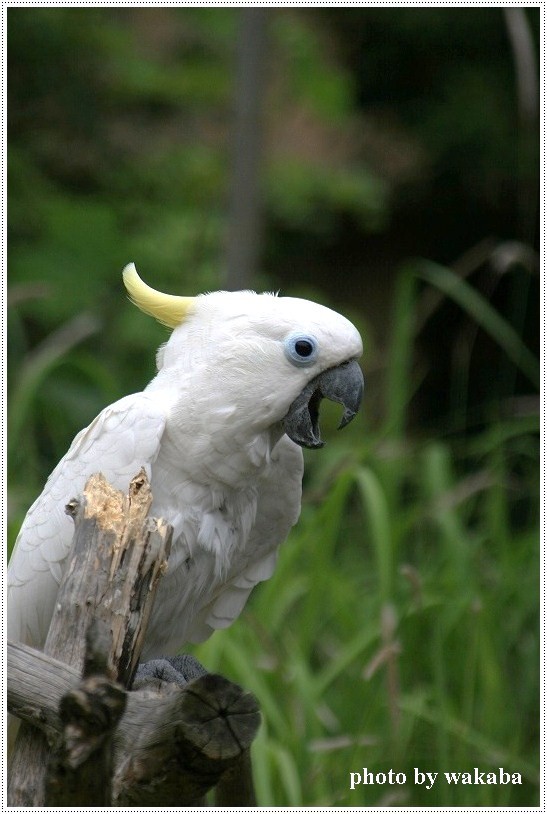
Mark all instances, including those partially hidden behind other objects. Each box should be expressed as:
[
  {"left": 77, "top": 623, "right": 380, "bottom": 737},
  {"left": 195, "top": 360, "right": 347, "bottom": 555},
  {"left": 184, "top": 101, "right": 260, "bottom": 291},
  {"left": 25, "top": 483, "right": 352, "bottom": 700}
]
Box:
[{"left": 179, "top": 675, "right": 261, "bottom": 757}]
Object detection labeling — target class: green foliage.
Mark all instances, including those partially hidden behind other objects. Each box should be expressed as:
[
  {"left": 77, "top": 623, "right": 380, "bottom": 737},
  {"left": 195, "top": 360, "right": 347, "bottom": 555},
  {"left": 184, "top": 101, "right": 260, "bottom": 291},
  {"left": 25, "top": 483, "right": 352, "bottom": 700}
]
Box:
[
  {"left": 266, "top": 159, "right": 388, "bottom": 235},
  {"left": 414, "top": 261, "right": 539, "bottom": 388},
  {"left": 273, "top": 13, "right": 357, "bottom": 122}
]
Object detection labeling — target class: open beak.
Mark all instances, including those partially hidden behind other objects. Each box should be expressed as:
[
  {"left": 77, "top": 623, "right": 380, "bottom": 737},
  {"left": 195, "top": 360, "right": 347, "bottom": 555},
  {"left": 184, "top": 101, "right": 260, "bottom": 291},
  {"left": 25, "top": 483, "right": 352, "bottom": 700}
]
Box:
[{"left": 282, "top": 359, "right": 364, "bottom": 449}]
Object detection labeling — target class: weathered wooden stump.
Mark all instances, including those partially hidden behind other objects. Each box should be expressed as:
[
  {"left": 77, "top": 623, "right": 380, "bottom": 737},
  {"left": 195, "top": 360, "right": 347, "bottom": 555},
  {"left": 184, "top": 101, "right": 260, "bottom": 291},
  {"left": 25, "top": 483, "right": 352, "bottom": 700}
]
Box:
[{"left": 7, "top": 470, "right": 260, "bottom": 806}]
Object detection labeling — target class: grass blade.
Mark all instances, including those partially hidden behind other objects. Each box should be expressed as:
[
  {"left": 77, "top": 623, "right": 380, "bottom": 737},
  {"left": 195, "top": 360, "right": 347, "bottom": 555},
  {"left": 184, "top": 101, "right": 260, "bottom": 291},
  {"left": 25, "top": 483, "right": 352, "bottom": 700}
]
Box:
[{"left": 413, "top": 260, "right": 539, "bottom": 388}]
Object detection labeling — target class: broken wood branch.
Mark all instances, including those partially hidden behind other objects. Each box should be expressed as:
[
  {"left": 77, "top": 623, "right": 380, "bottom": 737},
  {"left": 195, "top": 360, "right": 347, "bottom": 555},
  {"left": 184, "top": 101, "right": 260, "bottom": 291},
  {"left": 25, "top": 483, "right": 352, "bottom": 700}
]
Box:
[
  {"left": 7, "top": 470, "right": 260, "bottom": 806},
  {"left": 8, "top": 640, "right": 260, "bottom": 805},
  {"left": 8, "top": 469, "right": 171, "bottom": 806}
]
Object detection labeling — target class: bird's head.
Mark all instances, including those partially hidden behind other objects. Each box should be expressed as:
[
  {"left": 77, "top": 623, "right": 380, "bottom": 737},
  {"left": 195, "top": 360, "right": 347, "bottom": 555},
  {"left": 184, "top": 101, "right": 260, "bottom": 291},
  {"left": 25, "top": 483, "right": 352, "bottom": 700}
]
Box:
[{"left": 123, "top": 264, "right": 364, "bottom": 449}]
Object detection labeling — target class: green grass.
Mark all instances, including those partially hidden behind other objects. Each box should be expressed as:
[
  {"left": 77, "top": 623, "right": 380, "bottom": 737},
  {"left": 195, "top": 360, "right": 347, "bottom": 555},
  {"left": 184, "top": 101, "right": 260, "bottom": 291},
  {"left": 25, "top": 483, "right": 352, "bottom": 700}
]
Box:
[
  {"left": 8, "top": 260, "right": 540, "bottom": 805},
  {"left": 190, "top": 417, "right": 539, "bottom": 805}
]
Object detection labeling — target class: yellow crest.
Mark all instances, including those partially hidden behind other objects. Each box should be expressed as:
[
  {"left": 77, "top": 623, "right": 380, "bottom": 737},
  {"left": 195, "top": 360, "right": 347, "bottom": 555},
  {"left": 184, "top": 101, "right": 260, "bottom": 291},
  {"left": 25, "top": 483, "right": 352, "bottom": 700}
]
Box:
[{"left": 122, "top": 263, "right": 195, "bottom": 328}]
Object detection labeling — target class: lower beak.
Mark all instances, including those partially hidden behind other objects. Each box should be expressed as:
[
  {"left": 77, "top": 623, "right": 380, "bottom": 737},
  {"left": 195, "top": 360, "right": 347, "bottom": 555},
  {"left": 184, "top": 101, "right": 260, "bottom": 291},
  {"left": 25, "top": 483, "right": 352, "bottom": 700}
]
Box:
[{"left": 282, "top": 359, "right": 364, "bottom": 449}]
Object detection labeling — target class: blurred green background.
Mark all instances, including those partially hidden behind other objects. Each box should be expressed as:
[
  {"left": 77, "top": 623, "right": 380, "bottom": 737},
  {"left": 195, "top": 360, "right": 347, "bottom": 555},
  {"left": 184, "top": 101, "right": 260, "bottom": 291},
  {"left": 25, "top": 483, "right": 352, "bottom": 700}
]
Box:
[{"left": 7, "top": 8, "right": 540, "bottom": 806}]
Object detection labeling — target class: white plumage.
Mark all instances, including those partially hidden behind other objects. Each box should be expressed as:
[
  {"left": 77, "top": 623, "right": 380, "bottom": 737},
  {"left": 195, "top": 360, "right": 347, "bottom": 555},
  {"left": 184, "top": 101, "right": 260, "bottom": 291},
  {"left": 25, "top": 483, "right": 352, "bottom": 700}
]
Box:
[{"left": 8, "top": 266, "right": 363, "bottom": 660}]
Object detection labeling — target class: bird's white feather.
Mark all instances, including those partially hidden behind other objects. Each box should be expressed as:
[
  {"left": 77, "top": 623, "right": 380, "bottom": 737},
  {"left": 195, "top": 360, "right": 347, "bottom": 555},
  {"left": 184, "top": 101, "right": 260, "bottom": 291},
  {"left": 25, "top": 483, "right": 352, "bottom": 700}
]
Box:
[
  {"left": 8, "top": 286, "right": 361, "bottom": 660},
  {"left": 7, "top": 393, "right": 167, "bottom": 647}
]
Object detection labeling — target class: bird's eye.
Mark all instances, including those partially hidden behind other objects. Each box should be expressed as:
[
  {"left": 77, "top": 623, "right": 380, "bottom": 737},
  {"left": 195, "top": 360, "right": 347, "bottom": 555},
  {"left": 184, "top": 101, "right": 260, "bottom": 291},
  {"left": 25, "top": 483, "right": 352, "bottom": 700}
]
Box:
[{"left": 284, "top": 333, "right": 318, "bottom": 367}]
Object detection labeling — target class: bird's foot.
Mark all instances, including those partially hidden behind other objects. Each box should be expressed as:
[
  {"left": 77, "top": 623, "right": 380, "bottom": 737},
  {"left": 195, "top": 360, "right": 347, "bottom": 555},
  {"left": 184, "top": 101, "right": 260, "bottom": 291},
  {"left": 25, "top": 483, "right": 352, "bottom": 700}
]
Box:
[{"left": 133, "top": 654, "right": 208, "bottom": 691}]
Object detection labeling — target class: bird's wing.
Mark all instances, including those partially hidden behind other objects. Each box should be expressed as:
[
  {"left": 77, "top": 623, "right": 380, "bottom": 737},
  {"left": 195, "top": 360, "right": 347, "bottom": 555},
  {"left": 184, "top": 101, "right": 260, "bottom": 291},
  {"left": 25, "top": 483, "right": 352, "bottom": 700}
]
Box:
[
  {"left": 7, "top": 392, "right": 167, "bottom": 647},
  {"left": 189, "top": 435, "right": 304, "bottom": 641}
]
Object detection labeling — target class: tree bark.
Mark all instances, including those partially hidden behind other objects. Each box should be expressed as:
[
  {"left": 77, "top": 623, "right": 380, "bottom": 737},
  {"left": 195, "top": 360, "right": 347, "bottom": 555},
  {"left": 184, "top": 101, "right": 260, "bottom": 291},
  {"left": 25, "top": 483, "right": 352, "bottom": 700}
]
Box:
[
  {"left": 44, "top": 653, "right": 127, "bottom": 805},
  {"left": 7, "top": 470, "right": 260, "bottom": 806},
  {"left": 225, "top": 8, "right": 268, "bottom": 290},
  {"left": 8, "top": 470, "right": 172, "bottom": 806},
  {"left": 8, "top": 641, "right": 260, "bottom": 805},
  {"left": 215, "top": 748, "right": 257, "bottom": 806},
  {"left": 45, "top": 468, "right": 172, "bottom": 685},
  {"left": 114, "top": 673, "right": 260, "bottom": 805}
]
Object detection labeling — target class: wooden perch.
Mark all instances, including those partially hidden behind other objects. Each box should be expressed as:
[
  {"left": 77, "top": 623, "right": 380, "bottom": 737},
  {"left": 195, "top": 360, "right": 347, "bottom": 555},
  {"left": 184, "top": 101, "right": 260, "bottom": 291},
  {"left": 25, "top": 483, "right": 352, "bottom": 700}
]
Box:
[
  {"left": 114, "top": 672, "right": 260, "bottom": 805},
  {"left": 46, "top": 468, "right": 172, "bottom": 685},
  {"left": 45, "top": 625, "right": 128, "bottom": 806},
  {"left": 8, "top": 470, "right": 260, "bottom": 806},
  {"left": 8, "top": 640, "right": 260, "bottom": 805}
]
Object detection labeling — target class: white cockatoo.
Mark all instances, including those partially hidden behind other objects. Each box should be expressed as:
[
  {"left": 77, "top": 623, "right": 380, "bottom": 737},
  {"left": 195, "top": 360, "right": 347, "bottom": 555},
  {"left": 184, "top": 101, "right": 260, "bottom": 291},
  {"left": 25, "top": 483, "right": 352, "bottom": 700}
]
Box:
[{"left": 8, "top": 265, "right": 364, "bottom": 661}]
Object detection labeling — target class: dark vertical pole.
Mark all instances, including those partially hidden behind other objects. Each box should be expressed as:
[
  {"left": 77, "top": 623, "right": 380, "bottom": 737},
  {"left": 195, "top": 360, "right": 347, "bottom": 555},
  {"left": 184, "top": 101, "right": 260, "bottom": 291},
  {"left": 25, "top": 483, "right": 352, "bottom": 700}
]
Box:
[
  {"left": 501, "top": 9, "right": 538, "bottom": 400},
  {"left": 503, "top": 8, "right": 538, "bottom": 244},
  {"left": 225, "top": 8, "right": 268, "bottom": 291}
]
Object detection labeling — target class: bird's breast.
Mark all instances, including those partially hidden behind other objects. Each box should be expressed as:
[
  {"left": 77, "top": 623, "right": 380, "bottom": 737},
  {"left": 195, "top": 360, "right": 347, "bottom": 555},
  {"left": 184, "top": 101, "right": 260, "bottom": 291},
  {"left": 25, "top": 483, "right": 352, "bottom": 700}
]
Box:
[{"left": 142, "top": 476, "right": 260, "bottom": 657}]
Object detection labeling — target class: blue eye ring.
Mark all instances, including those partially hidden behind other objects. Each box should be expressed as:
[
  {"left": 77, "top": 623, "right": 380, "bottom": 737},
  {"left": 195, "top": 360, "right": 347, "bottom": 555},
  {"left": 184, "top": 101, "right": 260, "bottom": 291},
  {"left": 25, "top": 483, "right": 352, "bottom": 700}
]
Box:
[{"left": 284, "top": 333, "right": 318, "bottom": 367}]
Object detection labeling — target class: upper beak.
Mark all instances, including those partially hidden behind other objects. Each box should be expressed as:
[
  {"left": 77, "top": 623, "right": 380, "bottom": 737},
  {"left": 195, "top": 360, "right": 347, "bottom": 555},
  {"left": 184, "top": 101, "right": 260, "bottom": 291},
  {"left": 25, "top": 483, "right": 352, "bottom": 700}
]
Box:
[{"left": 282, "top": 359, "right": 364, "bottom": 449}]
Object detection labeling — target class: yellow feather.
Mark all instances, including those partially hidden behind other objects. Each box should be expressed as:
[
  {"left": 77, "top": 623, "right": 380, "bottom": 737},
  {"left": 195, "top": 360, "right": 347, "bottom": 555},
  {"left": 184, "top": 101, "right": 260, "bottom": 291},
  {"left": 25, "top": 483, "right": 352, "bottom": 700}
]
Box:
[{"left": 122, "top": 263, "right": 195, "bottom": 328}]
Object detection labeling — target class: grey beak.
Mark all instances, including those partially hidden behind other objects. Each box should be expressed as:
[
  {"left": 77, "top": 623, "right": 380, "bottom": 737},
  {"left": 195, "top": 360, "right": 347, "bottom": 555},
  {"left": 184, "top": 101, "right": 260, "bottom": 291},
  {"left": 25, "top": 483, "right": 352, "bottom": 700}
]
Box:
[{"left": 283, "top": 359, "right": 364, "bottom": 449}]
